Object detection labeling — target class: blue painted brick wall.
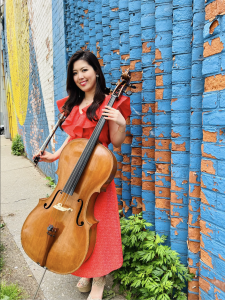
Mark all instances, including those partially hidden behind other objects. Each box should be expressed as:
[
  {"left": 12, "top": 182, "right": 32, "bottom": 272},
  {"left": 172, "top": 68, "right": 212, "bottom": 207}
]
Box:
[{"left": 3, "top": 1, "right": 225, "bottom": 298}]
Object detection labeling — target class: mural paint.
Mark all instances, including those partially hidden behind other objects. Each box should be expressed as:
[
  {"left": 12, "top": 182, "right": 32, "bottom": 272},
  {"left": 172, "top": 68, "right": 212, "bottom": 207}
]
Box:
[
  {"left": 2, "top": 0, "right": 55, "bottom": 178},
  {"left": 2, "top": 0, "right": 225, "bottom": 299},
  {"left": 6, "top": 0, "right": 29, "bottom": 127}
]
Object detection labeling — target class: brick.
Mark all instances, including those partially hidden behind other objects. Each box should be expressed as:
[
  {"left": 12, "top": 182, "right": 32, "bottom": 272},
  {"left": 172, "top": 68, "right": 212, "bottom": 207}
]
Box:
[
  {"left": 156, "top": 75, "right": 163, "bottom": 86},
  {"left": 142, "top": 181, "right": 155, "bottom": 191},
  {"left": 131, "top": 177, "right": 142, "bottom": 186},
  {"left": 156, "top": 163, "right": 170, "bottom": 174},
  {"left": 210, "top": 20, "right": 219, "bottom": 34},
  {"left": 203, "top": 37, "right": 224, "bottom": 57},
  {"left": 142, "top": 137, "right": 154, "bottom": 147},
  {"left": 155, "top": 48, "right": 162, "bottom": 60},
  {"left": 142, "top": 41, "right": 151, "bottom": 53},
  {"left": 155, "top": 186, "right": 170, "bottom": 198},
  {"left": 203, "top": 130, "right": 217, "bottom": 143},
  {"left": 200, "top": 220, "right": 213, "bottom": 237},
  {"left": 201, "top": 249, "right": 213, "bottom": 268},
  {"left": 142, "top": 171, "right": 153, "bottom": 181},
  {"left": 130, "top": 59, "right": 141, "bottom": 70},
  {"left": 189, "top": 227, "right": 200, "bottom": 240},
  {"left": 142, "top": 148, "right": 154, "bottom": 158},
  {"left": 155, "top": 139, "right": 171, "bottom": 150},
  {"left": 155, "top": 89, "right": 164, "bottom": 100},
  {"left": 189, "top": 212, "right": 200, "bottom": 227},
  {"left": 171, "top": 141, "right": 186, "bottom": 151},
  {"left": 171, "top": 218, "right": 183, "bottom": 228},
  {"left": 171, "top": 192, "right": 183, "bottom": 204},
  {"left": 188, "top": 280, "right": 199, "bottom": 293},
  {"left": 189, "top": 241, "right": 200, "bottom": 254},
  {"left": 189, "top": 171, "right": 201, "bottom": 184},
  {"left": 131, "top": 156, "right": 142, "bottom": 166},
  {"left": 171, "top": 130, "right": 181, "bottom": 138},
  {"left": 188, "top": 293, "right": 199, "bottom": 300},
  {"left": 205, "top": 0, "right": 225, "bottom": 21},
  {"left": 199, "top": 277, "right": 211, "bottom": 293},
  {"left": 205, "top": 74, "right": 225, "bottom": 93},
  {"left": 130, "top": 71, "right": 142, "bottom": 81},
  {"left": 142, "top": 103, "right": 155, "bottom": 114},
  {"left": 155, "top": 151, "right": 171, "bottom": 162},
  {"left": 155, "top": 198, "right": 170, "bottom": 209},
  {"left": 201, "top": 159, "right": 216, "bottom": 175},
  {"left": 121, "top": 54, "right": 130, "bottom": 60}
]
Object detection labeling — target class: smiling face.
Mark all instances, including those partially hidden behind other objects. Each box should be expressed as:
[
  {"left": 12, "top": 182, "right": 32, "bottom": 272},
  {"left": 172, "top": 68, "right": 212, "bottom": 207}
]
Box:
[{"left": 73, "top": 59, "right": 97, "bottom": 97}]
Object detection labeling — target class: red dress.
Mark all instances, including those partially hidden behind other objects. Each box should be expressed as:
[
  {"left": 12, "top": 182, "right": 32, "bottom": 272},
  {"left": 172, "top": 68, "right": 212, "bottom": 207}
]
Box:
[{"left": 56, "top": 95, "right": 131, "bottom": 278}]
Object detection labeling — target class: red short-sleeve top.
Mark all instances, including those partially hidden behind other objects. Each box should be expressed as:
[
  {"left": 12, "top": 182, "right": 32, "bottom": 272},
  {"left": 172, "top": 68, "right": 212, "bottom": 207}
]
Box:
[{"left": 56, "top": 95, "right": 131, "bottom": 148}]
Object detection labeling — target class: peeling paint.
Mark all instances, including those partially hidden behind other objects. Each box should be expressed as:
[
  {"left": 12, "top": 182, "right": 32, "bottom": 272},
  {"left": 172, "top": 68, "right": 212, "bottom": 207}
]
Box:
[{"left": 205, "top": 0, "right": 225, "bottom": 21}]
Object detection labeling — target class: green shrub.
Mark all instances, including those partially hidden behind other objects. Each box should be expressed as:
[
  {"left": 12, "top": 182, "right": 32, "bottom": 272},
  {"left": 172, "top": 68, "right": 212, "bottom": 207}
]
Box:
[
  {"left": 112, "top": 213, "right": 194, "bottom": 300},
  {"left": 11, "top": 134, "right": 24, "bottom": 156},
  {"left": 45, "top": 176, "right": 56, "bottom": 189},
  {"left": 0, "top": 281, "right": 26, "bottom": 300}
]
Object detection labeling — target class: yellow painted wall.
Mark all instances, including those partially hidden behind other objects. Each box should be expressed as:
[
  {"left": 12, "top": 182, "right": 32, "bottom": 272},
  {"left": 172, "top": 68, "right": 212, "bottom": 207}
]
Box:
[
  {"left": 6, "top": 0, "right": 29, "bottom": 127},
  {"left": 6, "top": 82, "right": 18, "bottom": 139}
]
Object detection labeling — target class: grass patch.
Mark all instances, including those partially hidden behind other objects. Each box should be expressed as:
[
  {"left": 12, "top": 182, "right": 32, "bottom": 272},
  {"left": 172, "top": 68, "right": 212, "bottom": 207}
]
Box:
[
  {"left": 45, "top": 176, "right": 56, "bottom": 189},
  {"left": 0, "top": 281, "right": 26, "bottom": 300},
  {"left": 0, "top": 243, "right": 4, "bottom": 271}
]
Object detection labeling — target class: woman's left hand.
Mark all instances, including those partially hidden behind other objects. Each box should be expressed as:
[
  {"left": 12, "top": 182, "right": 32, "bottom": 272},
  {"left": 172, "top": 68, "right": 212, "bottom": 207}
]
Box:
[{"left": 102, "top": 106, "right": 126, "bottom": 127}]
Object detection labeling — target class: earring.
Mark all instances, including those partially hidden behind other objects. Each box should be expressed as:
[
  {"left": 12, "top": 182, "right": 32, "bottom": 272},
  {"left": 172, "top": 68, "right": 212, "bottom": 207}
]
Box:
[{"left": 96, "top": 75, "right": 99, "bottom": 78}]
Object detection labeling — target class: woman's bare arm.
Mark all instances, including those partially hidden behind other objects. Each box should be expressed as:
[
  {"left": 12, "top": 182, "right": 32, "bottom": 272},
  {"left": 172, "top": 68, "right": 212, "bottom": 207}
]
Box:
[{"left": 34, "top": 135, "right": 70, "bottom": 163}]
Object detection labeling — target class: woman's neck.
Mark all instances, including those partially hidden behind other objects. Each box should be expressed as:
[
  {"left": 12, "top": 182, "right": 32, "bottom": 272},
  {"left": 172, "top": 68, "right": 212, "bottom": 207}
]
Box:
[{"left": 84, "top": 90, "right": 95, "bottom": 102}]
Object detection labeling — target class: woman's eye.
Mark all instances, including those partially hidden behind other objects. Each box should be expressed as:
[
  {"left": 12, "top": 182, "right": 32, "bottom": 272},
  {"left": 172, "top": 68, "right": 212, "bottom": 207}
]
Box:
[
  {"left": 73, "top": 73, "right": 77, "bottom": 76},
  {"left": 82, "top": 69, "right": 88, "bottom": 72}
]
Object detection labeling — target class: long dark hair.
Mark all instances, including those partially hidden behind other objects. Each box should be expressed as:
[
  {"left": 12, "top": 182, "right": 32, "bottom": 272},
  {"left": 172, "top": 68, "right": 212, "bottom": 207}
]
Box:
[{"left": 63, "top": 50, "right": 109, "bottom": 121}]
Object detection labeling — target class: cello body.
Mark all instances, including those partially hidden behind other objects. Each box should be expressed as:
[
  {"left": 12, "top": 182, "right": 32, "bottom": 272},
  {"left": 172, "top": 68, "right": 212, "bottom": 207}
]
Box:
[{"left": 21, "top": 138, "right": 117, "bottom": 274}]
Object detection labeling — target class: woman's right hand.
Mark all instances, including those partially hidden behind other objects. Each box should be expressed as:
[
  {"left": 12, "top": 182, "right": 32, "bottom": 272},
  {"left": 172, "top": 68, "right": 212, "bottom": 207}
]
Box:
[{"left": 33, "top": 151, "right": 55, "bottom": 163}]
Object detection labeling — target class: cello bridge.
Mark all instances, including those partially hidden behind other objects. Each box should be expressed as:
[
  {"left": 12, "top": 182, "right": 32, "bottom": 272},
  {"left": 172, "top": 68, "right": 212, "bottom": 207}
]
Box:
[{"left": 53, "top": 203, "right": 73, "bottom": 212}]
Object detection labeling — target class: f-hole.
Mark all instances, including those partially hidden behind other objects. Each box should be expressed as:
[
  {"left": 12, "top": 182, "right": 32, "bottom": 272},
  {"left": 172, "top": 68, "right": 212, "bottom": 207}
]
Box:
[
  {"left": 44, "top": 190, "right": 62, "bottom": 209},
  {"left": 76, "top": 199, "right": 84, "bottom": 226}
]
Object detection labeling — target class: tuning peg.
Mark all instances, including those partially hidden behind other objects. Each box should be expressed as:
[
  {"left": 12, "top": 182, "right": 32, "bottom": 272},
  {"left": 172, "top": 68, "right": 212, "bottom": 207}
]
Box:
[{"left": 125, "top": 91, "right": 132, "bottom": 96}]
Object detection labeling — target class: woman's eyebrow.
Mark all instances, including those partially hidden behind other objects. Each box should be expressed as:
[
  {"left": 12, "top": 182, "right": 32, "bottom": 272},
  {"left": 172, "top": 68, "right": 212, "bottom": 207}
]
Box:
[{"left": 73, "top": 66, "right": 88, "bottom": 72}]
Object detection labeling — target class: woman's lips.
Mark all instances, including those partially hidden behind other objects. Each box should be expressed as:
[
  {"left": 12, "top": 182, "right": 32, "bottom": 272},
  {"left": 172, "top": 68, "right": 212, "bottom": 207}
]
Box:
[{"left": 80, "top": 81, "right": 87, "bottom": 86}]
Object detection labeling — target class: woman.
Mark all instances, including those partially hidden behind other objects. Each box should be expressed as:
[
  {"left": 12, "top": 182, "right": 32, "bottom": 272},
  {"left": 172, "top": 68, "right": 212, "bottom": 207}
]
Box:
[{"left": 36, "top": 50, "right": 131, "bottom": 300}]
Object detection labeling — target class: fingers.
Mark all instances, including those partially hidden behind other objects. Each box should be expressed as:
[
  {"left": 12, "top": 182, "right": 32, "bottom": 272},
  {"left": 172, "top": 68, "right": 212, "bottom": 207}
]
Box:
[
  {"left": 102, "top": 106, "right": 126, "bottom": 127},
  {"left": 102, "top": 106, "right": 119, "bottom": 117},
  {"left": 33, "top": 153, "right": 40, "bottom": 160},
  {"left": 102, "top": 106, "right": 117, "bottom": 113}
]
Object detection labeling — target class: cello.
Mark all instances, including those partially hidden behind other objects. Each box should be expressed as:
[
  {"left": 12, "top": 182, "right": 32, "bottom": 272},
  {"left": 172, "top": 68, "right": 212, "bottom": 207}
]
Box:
[{"left": 21, "top": 70, "right": 132, "bottom": 279}]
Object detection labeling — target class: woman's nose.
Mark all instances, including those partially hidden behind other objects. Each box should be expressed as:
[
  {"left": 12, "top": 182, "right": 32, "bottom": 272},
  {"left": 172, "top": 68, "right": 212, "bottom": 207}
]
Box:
[{"left": 78, "top": 72, "right": 84, "bottom": 79}]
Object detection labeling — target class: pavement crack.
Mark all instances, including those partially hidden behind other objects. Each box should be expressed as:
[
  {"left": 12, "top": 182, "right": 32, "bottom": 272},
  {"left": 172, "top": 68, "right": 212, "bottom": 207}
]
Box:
[
  {"left": 2, "top": 166, "right": 33, "bottom": 172},
  {"left": 14, "top": 198, "right": 27, "bottom": 202}
]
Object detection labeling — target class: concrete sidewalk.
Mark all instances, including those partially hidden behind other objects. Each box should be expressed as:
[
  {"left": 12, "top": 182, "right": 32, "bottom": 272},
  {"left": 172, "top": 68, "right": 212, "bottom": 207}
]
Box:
[{"left": 1, "top": 136, "right": 125, "bottom": 300}]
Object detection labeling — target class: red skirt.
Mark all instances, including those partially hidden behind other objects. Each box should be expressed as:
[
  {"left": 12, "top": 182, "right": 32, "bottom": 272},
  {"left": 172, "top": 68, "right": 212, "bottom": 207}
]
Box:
[{"left": 71, "top": 180, "right": 123, "bottom": 278}]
